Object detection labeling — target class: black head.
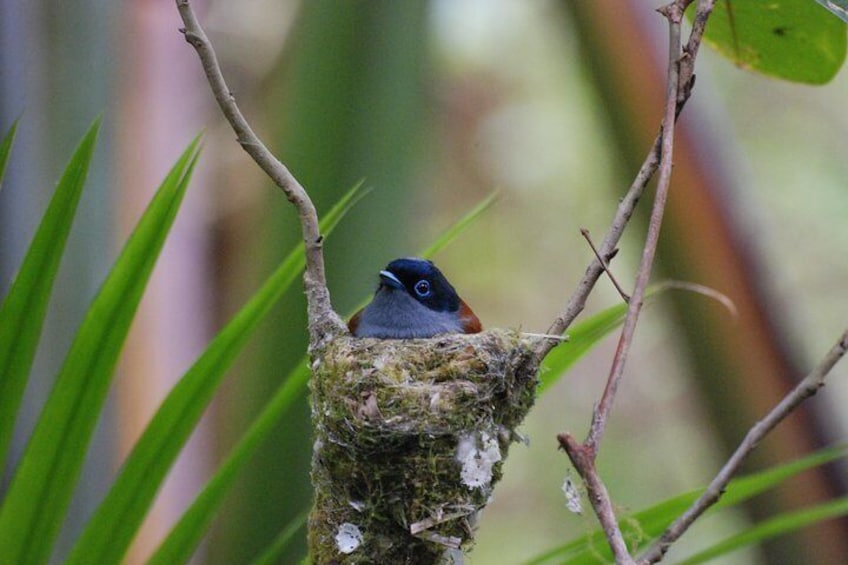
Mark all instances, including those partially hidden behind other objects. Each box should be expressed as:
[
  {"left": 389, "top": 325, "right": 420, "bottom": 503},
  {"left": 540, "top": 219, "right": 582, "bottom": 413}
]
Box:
[{"left": 379, "top": 257, "right": 460, "bottom": 313}]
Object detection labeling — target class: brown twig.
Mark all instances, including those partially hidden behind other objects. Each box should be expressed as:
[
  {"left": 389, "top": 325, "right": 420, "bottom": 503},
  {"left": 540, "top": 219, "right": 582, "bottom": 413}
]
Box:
[
  {"left": 638, "top": 328, "right": 848, "bottom": 564},
  {"left": 585, "top": 0, "right": 685, "bottom": 454},
  {"left": 553, "top": 0, "right": 715, "bottom": 560},
  {"left": 175, "top": 0, "right": 345, "bottom": 343},
  {"left": 537, "top": 0, "right": 713, "bottom": 362},
  {"left": 560, "top": 434, "right": 637, "bottom": 565},
  {"left": 580, "top": 228, "right": 630, "bottom": 303},
  {"left": 539, "top": 134, "right": 659, "bottom": 360}
]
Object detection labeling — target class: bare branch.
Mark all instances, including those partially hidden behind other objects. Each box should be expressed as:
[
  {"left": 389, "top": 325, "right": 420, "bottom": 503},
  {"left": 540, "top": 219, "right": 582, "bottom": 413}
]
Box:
[
  {"left": 539, "top": 133, "right": 659, "bottom": 360},
  {"left": 580, "top": 228, "right": 630, "bottom": 303},
  {"left": 559, "top": 434, "right": 637, "bottom": 565},
  {"left": 175, "top": 0, "right": 345, "bottom": 343},
  {"left": 554, "top": 1, "right": 714, "bottom": 560},
  {"left": 537, "top": 0, "right": 713, "bottom": 363},
  {"left": 638, "top": 328, "right": 848, "bottom": 564},
  {"left": 585, "top": 0, "right": 685, "bottom": 454}
]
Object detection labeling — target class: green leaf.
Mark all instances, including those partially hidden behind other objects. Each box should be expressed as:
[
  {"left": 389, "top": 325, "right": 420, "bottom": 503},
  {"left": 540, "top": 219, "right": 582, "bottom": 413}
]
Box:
[
  {"left": 689, "top": 0, "right": 847, "bottom": 84},
  {"left": 249, "top": 510, "right": 310, "bottom": 565},
  {"left": 524, "top": 445, "right": 847, "bottom": 564},
  {"left": 679, "top": 496, "right": 848, "bottom": 564},
  {"left": 69, "top": 181, "right": 366, "bottom": 565},
  {"left": 0, "top": 119, "right": 98, "bottom": 474},
  {"left": 418, "top": 191, "right": 497, "bottom": 259},
  {"left": 537, "top": 281, "right": 737, "bottom": 396},
  {"left": 149, "top": 190, "right": 493, "bottom": 562},
  {"left": 149, "top": 364, "right": 310, "bottom": 564},
  {"left": 0, "top": 136, "right": 200, "bottom": 565},
  {"left": 537, "top": 301, "right": 628, "bottom": 395},
  {"left": 145, "top": 182, "right": 364, "bottom": 564},
  {"left": 0, "top": 117, "right": 19, "bottom": 191}
]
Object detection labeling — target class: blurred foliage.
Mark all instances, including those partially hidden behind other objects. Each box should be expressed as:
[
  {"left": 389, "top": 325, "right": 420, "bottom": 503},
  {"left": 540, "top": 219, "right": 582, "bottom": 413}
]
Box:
[{"left": 68, "top": 183, "right": 365, "bottom": 565}]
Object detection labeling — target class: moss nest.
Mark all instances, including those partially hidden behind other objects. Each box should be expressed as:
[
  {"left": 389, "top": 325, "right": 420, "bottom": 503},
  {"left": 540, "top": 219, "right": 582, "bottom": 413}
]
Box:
[{"left": 308, "top": 329, "right": 545, "bottom": 564}]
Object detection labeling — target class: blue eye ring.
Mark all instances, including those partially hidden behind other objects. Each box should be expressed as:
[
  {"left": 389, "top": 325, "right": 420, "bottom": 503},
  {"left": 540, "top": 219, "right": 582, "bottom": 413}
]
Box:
[{"left": 414, "top": 279, "right": 431, "bottom": 297}]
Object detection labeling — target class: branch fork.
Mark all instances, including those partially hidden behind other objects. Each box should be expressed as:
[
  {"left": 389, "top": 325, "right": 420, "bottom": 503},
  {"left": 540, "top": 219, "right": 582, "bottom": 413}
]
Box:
[
  {"left": 175, "top": 0, "right": 344, "bottom": 344},
  {"left": 544, "top": 1, "right": 848, "bottom": 562}
]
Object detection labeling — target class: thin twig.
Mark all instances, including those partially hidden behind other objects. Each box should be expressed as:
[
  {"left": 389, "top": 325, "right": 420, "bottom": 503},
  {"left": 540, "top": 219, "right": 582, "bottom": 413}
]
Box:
[
  {"left": 554, "top": 1, "right": 712, "bottom": 560},
  {"left": 585, "top": 0, "right": 685, "bottom": 454},
  {"left": 175, "top": 0, "right": 345, "bottom": 343},
  {"left": 537, "top": 0, "right": 713, "bottom": 363},
  {"left": 638, "top": 328, "right": 848, "bottom": 564},
  {"left": 581, "top": 228, "right": 630, "bottom": 303},
  {"left": 560, "top": 434, "right": 637, "bottom": 565},
  {"left": 539, "top": 135, "right": 660, "bottom": 361}
]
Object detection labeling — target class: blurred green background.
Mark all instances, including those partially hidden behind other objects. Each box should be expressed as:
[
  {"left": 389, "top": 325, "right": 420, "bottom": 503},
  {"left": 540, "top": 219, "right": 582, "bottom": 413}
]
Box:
[{"left": 1, "top": 1, "right": 847, "bottom": 563}]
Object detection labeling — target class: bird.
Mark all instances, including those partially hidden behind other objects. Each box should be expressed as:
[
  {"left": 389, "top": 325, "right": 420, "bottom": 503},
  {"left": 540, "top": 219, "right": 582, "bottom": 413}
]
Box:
[{"left": 348, "top": 257, "right": 482, "bottom": 339}]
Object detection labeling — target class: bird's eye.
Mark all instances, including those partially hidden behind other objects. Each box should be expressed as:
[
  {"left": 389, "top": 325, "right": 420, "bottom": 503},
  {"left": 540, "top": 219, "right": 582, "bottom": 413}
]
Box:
[{"left": 414, "top": 280, "right": 431, "bottom": 297}]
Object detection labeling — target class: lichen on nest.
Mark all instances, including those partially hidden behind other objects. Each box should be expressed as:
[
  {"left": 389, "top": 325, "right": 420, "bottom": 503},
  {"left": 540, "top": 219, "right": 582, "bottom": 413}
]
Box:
[{"left": 308, "top": 329, "right": 546, "bottom": 564}]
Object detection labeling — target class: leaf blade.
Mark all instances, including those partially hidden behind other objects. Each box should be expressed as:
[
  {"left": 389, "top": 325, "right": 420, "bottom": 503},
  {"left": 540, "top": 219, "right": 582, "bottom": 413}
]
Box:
[
  {"left": 538, "top": 301, "right": 628, "bottom": 395},
  {"left": 149, "top": 364, "right": 310, "bottom": 564},
  {"left": 523, "top": 445, "right": 847, "bottom": 564},
  {"left": 679, "top": 496, "right": 848, "bottom": 565},
  {"left": 0, "top": 118, "right": 99, "bottom": 476},
  {"left": 0, "top": 117, "right": 19, "bottom": 192},
  {"left": 0, "top": 136, "right": 200, "bottom": 565},
  {"left": 418, "top": 191, "right": 497, "bottom": 259},
  {"left": 67, "top": 181, "right": 366, "bottom": 565},
  {"left": 249, "top": 510, "right": 310, "bottom": 565},
  {"left": 149, "top": 190, "right": 493, "bottom": 561}
]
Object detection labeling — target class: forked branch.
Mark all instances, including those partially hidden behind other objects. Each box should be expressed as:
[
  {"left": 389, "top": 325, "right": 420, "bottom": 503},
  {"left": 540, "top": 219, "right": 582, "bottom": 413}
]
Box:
[
  {"left": 638, "top": 328, "right": 848, "bottom": 564},
  {"left": 175, "top": 0, "right": 344, "bottom": 343}
]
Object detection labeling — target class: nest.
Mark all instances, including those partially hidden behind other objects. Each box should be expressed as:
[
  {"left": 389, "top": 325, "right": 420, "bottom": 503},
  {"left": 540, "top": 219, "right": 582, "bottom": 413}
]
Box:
[{"left": 308, "top": 329, "right": 546, "bottom": 564}]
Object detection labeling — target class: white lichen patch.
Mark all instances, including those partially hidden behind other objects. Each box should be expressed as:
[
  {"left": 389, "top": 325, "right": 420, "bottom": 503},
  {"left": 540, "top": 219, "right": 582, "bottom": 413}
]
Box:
[
  {"left": 562, "top": 476, "right": 583, "bottom": 515},
  {"left": 335, "top": 522, "right": 363, "bottom": 554},
  {"left": 456, "top": 431, "right": 501, "bottom": 489}
]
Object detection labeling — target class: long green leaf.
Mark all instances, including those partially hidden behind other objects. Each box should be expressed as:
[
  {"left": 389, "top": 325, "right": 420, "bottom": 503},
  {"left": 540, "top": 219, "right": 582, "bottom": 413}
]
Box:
[
  {"left": 150, "top": 364, "right": 310, "bottom": 564},
  {"left": 0, "top": 117, "right": 19, "bottom": 191},
  {"left": 68, "top": 181, "right": 366, "bottom": 565},
  {"left": 524, "top": 445, "right": 847, "bottom": 564},
  {"left": 537, "top": 281, "right": 736, "bottom": 397},
  {"left": 149, "top": 190, "right": 493, "bottom": 562},
  {"left": 249, "top": 511, "right": 309, "bottom": 565},
  {"left": 0, "top": 119, "right": 98, "bottom": 473},
  {"left": 0, "top": 137, "right": 200, "bottom": 565},
  {"left": 680, "top": 496, "right": 848, "bottom": 565},
  {"left": 418, "top": 191, "right": 497, "bottom": 258},
  {"left": 538, "top": 301, "right": 627, "bottom": 395}
]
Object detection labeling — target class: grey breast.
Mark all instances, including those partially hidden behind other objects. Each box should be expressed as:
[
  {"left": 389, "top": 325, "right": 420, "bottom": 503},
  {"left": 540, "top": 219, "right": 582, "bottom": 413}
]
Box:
[{"left": 357, "top": 289, "right": 463, "bottom": 339}]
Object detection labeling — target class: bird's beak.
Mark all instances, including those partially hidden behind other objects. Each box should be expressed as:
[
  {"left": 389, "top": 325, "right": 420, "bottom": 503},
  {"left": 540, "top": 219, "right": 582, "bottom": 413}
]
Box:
[{"left": 378, "top": 270, "right": 404, "bottom": 290}]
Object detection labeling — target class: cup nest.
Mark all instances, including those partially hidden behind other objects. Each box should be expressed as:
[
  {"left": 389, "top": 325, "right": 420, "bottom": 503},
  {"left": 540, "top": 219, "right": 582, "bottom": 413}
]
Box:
[{"left": 308, "top": 329, "right": 546, "bottom": 564}]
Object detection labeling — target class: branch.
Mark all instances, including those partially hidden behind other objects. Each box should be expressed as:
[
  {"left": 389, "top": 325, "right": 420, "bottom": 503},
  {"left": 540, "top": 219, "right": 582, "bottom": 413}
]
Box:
[
  {"left": 580, "top": 228, "right": 630, "bottom": 303},
  {"left": 638, "top": 328, "right": 848, "bottom": 564},
  {"left": 585, "top": 0, "right": 684, "bottom": 454},
  {"left": 553, "top": 0, "right": 716, "bottom": 560},
  {"left": 175, "top": 0, "right": 345, "bottom": 343},
  {"left": 560, "top": 435, "right": 637, "bottom": 565},
  {"left": 537, "top": 0, "right": 713, "bottom": 363}
]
